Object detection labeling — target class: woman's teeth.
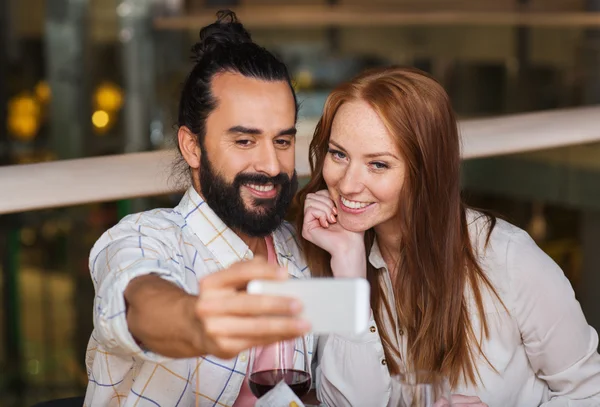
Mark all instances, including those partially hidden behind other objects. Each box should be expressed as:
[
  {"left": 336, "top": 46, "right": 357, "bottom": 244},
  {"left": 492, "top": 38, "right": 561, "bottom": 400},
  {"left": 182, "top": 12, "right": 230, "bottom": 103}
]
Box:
[{"left": 341, "top": 196, "right": 371, "bottom": 209}]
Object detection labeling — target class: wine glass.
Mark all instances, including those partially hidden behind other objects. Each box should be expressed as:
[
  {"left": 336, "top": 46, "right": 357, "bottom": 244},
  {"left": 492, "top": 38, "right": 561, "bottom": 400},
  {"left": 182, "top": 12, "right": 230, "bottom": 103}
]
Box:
[
  {"left": 247, "top": 336, "right": 311, "bottom": 399},
  {"left": 391, "top": 370, "right": 452, "bottom": 407}
]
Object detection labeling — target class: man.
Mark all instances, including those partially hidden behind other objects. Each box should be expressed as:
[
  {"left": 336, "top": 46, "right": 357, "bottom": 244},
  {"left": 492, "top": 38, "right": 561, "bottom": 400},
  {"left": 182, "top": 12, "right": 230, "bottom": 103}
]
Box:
[{"left": 84, "top": 11, "right": 312, "bottom": 406}]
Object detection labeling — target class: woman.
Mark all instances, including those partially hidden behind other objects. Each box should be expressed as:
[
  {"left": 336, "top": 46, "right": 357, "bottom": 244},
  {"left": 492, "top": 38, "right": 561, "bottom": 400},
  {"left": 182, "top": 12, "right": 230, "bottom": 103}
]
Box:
[{"left": 296, "top": 66, "right": 600, "bottom": 406}]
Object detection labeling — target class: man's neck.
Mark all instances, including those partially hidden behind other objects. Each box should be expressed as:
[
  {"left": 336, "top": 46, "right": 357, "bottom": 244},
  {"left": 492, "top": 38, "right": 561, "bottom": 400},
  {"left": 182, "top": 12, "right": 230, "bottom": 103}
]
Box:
[{"left": 238, "top": 231, "right": 268, "bottom": 260}]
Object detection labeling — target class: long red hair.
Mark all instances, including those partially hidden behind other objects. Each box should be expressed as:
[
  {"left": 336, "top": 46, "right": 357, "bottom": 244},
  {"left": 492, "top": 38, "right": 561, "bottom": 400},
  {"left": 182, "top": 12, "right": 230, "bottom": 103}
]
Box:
[{"left": 294, "top": 66, "right": 500, "bottom": 387}]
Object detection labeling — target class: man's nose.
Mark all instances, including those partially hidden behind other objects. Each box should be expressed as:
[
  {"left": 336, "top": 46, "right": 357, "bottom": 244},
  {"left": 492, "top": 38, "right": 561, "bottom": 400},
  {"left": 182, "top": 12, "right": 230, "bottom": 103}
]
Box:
[{"left": 254, "top": 143, "right": 281, "bottom": 178}]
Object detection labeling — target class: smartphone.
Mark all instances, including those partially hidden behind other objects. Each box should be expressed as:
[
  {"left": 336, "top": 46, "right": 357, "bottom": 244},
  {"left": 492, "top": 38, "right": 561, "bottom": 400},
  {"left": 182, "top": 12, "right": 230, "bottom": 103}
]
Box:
[{"left": 247, "top": 278, "right": 371, "bottom": 335}]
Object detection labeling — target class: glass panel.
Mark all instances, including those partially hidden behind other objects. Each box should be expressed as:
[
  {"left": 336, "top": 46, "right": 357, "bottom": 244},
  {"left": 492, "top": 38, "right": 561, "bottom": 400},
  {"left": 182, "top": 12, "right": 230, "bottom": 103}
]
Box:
[{"left": 0, "top": 194, "right": 183, "bottom": 404}]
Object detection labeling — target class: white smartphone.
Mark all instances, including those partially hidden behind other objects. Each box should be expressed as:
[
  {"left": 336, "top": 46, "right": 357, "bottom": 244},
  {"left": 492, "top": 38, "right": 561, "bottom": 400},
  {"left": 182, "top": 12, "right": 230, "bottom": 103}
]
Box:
[{"left": 247, "top": 278, "right": 371, "bottom": 335}]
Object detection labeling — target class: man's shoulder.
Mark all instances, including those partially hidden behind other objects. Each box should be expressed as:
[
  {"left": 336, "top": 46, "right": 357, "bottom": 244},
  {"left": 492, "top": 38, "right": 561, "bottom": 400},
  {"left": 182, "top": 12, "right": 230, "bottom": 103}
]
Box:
[
  {"left": 91, "top": 208, "right": 187, "bottom": 255},
  {"left": 120, "top": 207, "right": 186, "bottom": 229}
]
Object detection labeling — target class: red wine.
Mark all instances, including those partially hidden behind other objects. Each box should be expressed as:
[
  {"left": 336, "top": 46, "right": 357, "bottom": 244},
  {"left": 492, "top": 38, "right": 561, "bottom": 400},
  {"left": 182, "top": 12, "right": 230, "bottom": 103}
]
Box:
[{"left": 248, "top": 369, "right": 311, "bottom": 398}]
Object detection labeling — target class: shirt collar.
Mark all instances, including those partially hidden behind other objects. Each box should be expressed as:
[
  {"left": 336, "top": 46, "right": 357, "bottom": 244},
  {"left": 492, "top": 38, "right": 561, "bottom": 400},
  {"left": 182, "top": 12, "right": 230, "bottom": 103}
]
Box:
[
  {"left": 176, "top": 187, "right": 252, "bottom": 269},
  {"left": 368, "top": 238, "right": 388, "bottom": 271},
  {"left": 176, "top": 187, "right": 305, "bottom": 278}
]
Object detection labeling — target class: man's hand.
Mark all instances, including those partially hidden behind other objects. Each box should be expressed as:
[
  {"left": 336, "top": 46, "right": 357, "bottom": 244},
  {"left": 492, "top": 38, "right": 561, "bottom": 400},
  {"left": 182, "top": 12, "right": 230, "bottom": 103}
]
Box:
[
  {"left": 194, "top": 258, "right": 310, "bottom": 359},
  {"left": 125, "top": 257, "right": 310, "bottom": 359}
]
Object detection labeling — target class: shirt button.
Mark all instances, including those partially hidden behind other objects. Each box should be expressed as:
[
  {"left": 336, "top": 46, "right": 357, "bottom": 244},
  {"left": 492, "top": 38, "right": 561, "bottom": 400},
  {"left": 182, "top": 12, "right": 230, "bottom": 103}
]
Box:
[
  {"left": 381, "top": 359, "right": 387, "bottom": 366},
  {"left": 240, "top": 353, "right": 247, "bottom": 362},
  {"left": 370, "top": 326, "right": 377, "bottom": 333},
  {"left": 399, "top": 328, "right": 404, "bottom": 336}
]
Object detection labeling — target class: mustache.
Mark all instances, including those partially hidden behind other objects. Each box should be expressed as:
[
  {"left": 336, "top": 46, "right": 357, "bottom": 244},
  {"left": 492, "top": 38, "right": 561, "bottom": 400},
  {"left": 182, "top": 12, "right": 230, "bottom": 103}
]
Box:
[{"left": 233, "top": 172, "right": 291, "bottom": 187}]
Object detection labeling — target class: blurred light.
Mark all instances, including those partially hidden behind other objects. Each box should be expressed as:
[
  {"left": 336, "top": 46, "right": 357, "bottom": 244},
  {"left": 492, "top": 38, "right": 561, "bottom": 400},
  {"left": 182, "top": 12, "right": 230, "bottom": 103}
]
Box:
[
  {"left": 119, "top": 28, "right": 134, "bottom": 43},
  {"left": 295, "top": 69, "right": 314, "bottom": 90},
  {"left": 41, "top": 221, "right": 59, "bottom": 240},
  {"left": 7, "top": 93, "right": 41, "bottom": 141},
  {"left": 92, "top": 110, "right": 110, "bottom": 129},
  {"left": 150, "top": 119, "right": 164, "bottom": 147},
  {"left": 94, "top": 83, "right": 124, "bottom": 111},
  {"left": 20, "top": 228, "right": 36, "bottom": 246},
  {"left": 35, "top": 81, "right": 51, "bottom": 104},
  {"left": 8, "top": 115, "right": 38, "bottom": 141},
  {"left": 27, "top": 359, "right": 40, "bottom": 376},
  {"left": 116, "top": 2, "right": 133, "bottom": 17},
  {"left": 527, "top": 202, "right": 547, "bottom": 242},
  {"left": 10, "top": 93, "right": 41, "bottom": 116}
]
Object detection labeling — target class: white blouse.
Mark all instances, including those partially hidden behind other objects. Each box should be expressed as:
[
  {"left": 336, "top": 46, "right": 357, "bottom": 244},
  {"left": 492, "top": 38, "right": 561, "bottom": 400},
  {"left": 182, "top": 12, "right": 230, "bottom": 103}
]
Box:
[{"left": 314, "top": 211, "right": 600, "bottom": 407}]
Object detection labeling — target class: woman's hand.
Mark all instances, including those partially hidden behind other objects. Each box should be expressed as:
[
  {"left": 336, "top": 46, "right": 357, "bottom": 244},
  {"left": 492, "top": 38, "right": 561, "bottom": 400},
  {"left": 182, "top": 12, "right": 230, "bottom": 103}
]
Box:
[{"left": 302, "top": 190, "right": 366, "bottom": 278}]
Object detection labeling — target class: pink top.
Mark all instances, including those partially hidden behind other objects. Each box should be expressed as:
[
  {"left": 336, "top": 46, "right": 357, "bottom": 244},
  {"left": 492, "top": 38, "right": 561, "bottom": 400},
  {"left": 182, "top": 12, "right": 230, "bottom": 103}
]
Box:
[{"left": 233, "top": 235, "right": 292, "bottom": 407}]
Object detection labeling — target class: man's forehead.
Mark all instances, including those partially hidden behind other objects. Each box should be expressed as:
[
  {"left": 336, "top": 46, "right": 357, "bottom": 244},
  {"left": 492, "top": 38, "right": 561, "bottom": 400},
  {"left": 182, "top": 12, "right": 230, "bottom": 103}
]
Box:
[
  {"left": 211, "top": 72, "right": 292, "bottom": 106},
  {"left": 208, "top": 72, "right": 296, "bottom": 134}
]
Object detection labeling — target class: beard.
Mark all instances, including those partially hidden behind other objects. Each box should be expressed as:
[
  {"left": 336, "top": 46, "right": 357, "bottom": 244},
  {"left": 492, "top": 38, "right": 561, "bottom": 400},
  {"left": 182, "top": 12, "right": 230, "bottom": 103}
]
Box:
[{"left": 198, "top": 153, "right": 298, "bottom": 237}]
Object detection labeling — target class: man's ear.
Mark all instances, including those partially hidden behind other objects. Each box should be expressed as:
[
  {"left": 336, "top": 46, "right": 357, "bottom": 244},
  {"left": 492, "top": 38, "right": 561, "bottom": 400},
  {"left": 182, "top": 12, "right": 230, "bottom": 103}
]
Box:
[{"left": 178, "top": 126, "right": 201, "bottom": 169}]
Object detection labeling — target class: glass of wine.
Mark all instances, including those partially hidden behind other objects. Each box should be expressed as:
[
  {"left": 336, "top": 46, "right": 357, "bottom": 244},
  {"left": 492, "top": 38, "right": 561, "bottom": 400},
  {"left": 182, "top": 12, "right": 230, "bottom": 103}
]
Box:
[
  {"left": 247, "top": 336, "right": 311, "bottom": 399},
  {"left": 391, "top": 370, "right": 453, "bottom": 407}
]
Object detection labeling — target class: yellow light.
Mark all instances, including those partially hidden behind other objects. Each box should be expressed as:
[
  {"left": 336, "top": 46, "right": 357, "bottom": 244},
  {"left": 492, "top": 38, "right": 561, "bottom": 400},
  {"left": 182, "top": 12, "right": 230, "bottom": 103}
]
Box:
[
  {"left": 35, "top": 81, "right": 51, "bottom": 104},
  {"left": 9, "top": 93, "right": 40, "bottom": 117},
  {"left": 94, "top": 82, "right": 124, "bottom": 111},
  {"left": 294, "top": 69, "right": 314, "bottom": 90},
  {"left": 8, "top": 115, "right": 38, "bottom": 141},
  {"left": 92, "top": 110, "right": 110, "bottom": 129},
  {"left": 7, "top": 93, "right": 41, "bottom": 140}
]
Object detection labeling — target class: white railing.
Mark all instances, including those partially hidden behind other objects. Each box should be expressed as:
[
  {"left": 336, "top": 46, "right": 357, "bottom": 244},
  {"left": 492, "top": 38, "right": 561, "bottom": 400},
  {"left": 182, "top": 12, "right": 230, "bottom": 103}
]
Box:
[{"left": 1, "top": 106, "right": 599, "bottom": 215}]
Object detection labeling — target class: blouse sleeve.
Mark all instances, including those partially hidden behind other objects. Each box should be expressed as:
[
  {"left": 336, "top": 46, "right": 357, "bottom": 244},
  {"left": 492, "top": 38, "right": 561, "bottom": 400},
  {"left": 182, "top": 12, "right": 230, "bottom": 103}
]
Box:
[{"left": 507, "top": 229, "right": 600, "bottom": 405}]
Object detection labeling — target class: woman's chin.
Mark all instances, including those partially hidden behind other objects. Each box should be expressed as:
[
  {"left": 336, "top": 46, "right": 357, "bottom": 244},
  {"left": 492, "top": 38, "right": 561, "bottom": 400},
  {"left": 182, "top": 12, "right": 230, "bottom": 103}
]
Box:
[{"left": 337, "top": 216, "right": 372, "bottom": 233}]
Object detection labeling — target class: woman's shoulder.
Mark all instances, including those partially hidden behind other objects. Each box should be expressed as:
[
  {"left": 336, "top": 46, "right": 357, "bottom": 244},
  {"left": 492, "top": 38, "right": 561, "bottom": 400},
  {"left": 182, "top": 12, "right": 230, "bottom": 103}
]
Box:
[
  {"left": 466, "top": 209, "right": 563, "bottom": 305},
  {"left": 465, "top": 209, "right": 534, "bottom": 301},
  {"left": 466, "top": 208, "right": 531, "bottom": 262}
]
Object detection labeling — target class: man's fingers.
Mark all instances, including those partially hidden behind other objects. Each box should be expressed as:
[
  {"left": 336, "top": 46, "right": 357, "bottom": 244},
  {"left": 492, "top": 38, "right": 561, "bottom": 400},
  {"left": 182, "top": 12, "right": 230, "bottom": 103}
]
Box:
[
  {"left": 203, "top": 316, "right": 310, "bottom": 339},
  {"left": 212, "top": 335, "right": 306, "bottom": 360},
  {"left": 197, "top": 294, "right": 302, "bottom": 318},
  {"left": 198, "top": 258, "right": 287, "bottom": 291}
]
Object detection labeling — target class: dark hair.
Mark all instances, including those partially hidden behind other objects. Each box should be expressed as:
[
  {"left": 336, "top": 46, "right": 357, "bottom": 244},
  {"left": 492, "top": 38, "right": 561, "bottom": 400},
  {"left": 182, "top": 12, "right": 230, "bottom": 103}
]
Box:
[{"left": 175, "top": 10, "right": 297, "bottom": 182}]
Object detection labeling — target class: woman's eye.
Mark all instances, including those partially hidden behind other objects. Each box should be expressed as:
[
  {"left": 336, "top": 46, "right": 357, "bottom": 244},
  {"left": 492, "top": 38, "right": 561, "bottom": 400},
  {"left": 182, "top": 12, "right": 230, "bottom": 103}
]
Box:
[
  {"left": 371, "top": 162, "right": 388, "bottom": 170},
  {"left": 328, "top": 148, "right": 346, "bottom": 160}
]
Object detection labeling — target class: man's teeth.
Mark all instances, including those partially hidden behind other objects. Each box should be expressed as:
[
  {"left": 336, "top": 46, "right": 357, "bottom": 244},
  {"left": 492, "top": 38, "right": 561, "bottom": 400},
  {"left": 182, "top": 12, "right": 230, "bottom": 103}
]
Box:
[
  {"left": 341, "top": 197, "right": 371, "bottom": 209},
  {"left": 247, "top": 184, "right": 274, "bottom": 192}
]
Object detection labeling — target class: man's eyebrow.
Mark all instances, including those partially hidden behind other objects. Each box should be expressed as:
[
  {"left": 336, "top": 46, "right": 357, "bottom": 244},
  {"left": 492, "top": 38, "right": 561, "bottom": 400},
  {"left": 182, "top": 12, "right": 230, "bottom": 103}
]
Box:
[
  {"left": 227, "top": 126, "right": 262, "bottom": 135},
  {"left": 226, "top": 126, "right": 297, "bottom": 137},
  {"left": 278, "top": 127, "right": 297, "bottom": 137}
]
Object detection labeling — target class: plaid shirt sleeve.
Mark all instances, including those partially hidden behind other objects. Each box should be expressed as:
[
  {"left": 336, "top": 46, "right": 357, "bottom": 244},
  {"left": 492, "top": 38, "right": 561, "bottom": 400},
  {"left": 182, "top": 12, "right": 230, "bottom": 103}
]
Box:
[{"left": 90, "top": 217, "right": 189, "bottom": 363}]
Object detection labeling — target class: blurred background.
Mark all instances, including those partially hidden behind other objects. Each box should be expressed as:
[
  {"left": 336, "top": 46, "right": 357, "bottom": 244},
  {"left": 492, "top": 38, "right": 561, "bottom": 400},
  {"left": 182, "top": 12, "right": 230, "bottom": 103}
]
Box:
[{"left": 1, "top": 0, "right": 600, "bottom": 405}]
